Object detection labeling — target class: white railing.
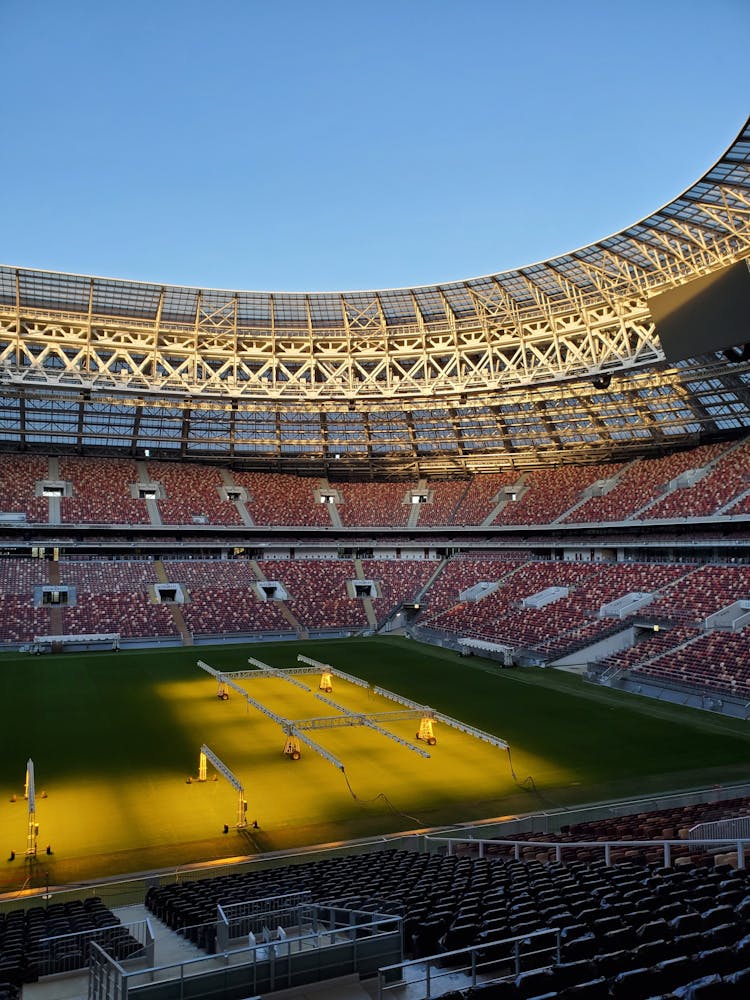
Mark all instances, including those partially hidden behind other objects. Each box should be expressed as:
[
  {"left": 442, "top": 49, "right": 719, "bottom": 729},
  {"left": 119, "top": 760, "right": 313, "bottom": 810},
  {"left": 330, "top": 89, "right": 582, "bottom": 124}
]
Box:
[
  {"left": 431, "top": 835, "right": 750, "bottom": 868},
  {"left": 689, "top": 815, "right": 750, "bottom": 841}
]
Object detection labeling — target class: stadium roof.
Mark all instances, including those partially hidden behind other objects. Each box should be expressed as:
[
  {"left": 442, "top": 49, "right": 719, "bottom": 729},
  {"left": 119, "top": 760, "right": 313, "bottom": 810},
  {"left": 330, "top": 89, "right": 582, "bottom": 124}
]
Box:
[{"left": 0, "top": 117, "right": 749, "bottom": 476}]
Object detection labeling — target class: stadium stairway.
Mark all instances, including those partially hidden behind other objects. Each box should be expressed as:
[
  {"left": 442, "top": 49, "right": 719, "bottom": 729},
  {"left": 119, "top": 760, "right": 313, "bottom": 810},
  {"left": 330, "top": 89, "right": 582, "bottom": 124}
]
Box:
[
  {"left": 406, "top": 481, "right": 427, "bottom": 528},
  {"left": 353, "top": 559, "right": 378, "bottom": 628},
  {"left": 248, "top": 560, "right": 309, "bottom": 638},
  {"left": 219, "top": 468, "right": 254, "bottom": 526},
  {"left": 484, "top": 475, "right": 527, "bottom": 526},
  {"left": 152, "top": 561, "right": 193, "bottom": 644},
  {"left": 556, "top": 460, "right": 639, "bottom": 524},
  {"left": 136, "top": 460, "right": 162, "bottom": 526},
  {"left": 45, "top": 456, "right": 60, "bottom": 526},
  {"left": 719, "top": 485, "right": 750, "bottom": 514},
  {"left": 324, "top": 482, "right": 343, "bottom": 528}
]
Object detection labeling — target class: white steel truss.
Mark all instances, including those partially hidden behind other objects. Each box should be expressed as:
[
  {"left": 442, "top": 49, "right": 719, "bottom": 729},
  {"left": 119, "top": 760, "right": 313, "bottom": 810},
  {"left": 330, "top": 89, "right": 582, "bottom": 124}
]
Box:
[{"left": 0, "top": 118, "right": 748, "bottom": 473}]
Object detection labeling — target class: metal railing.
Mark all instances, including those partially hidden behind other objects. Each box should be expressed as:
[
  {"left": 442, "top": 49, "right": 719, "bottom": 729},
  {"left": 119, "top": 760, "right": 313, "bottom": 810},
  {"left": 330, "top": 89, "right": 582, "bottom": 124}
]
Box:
[
  {"left": 378, "top": 926, "right": 560, "bottom": 1000},
  {"left": 39, "top": 917, "right": 153, "bottom": 978},
  {"left": 431, "top": 834, "right": 750, "bottom": 868}
]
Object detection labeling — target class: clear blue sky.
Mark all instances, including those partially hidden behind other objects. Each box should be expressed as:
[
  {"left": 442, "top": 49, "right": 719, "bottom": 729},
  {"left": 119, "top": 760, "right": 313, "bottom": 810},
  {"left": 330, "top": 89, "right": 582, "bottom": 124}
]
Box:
[{"left": 2, "top": 0, "right": 748, "bottom": 292}]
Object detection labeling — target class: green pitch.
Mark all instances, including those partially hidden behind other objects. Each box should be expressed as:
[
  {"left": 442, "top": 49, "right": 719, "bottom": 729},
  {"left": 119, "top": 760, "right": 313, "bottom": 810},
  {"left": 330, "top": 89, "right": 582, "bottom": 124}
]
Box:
[{"left": 1, "top": 635, "right": 749, "bottom": 890}]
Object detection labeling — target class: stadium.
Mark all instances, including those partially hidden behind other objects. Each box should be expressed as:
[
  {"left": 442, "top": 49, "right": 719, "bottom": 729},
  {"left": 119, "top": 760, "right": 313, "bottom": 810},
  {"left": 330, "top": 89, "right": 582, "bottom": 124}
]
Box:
[{"left": 1, "top": 109, "right": 750, "bottom": 1000}]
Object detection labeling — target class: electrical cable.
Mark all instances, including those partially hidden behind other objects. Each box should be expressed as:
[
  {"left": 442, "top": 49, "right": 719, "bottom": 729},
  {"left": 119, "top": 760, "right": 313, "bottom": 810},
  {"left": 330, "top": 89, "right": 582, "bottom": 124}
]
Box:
[{"left": 341, "top": 768, "right": 424, "bottom": 826}]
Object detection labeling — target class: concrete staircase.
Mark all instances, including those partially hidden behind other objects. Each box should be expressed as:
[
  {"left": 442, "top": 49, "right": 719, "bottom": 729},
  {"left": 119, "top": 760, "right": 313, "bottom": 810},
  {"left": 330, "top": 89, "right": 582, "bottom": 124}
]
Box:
[
  {"left": 249, "top": 560, "right": 308, "bottom": 637},
  {"left": 136, "top": 459, "right": 162, "bottom": 526},
  {"left": 353, "top": 557, "right": 378, "bottom": 628}
]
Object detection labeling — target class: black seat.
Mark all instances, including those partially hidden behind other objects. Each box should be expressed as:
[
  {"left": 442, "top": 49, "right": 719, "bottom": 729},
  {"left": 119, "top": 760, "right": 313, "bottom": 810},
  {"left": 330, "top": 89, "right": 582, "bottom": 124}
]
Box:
[
  {"left": 611, "top": 966, "right": 663, "bottom": 1000},
  {"left": 695, "top": 945, "right": 740, "bottom": 977},
  {"left": 514, "top": 967, "right": 555, "bottom": 998},
  {"left": 654, "top": 954, "right": 698, "bottom": 992},
  {"left": 672, "top": 973, "right": 726, "bottom": 999},
  {"left": 559, "top": 978, "right": 609, "bottom": 1000}
]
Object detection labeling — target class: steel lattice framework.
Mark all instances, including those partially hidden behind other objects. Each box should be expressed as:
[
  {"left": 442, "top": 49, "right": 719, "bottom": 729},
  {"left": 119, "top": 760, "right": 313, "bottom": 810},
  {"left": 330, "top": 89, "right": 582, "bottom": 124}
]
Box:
[{"left": 1, "top": 118, "right": 749, "bottom": 475}]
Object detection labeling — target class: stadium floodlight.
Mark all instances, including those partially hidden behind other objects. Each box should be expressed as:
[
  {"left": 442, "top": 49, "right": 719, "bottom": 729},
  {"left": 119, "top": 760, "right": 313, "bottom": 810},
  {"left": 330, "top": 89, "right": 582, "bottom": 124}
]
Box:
[
  {"left": 296, "top": 654, "right": 371, "bottom": 690},
  {"left": 24, "top": 759, "right": 38, "bottom": 856},
  {"left": 198, "top": 744, "right": 248, "bottom": 829}
]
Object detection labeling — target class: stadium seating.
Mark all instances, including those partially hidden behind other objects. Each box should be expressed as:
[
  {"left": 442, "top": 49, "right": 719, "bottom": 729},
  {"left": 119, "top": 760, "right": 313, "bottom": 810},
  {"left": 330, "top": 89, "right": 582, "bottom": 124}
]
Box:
[
  {"left": 231, "top": 471, "right": 331, "bottom": 525},
  {"left": 424, "top": 560, "right": 699, "bottom": 658},
  {"left": 336, "top": 482, "right": 412, "bottom": 526},
  {"left": 420, "top": 556, "right": 527, "bottom": 616},
  {"left": 644, "top": 564, "right": 750, "bottom": 625},
  {"left": 0, "top": 897, "right": 140, "bottom": 987},
  {"left": 595, "top": 626, "right": 700, "bottom": 677},
  {"left": 634, "top": 629, "right": 750, "bottom": 700},
  {"left": 416, "top": 479, "right": 470, "bottom": 526},
  {"left": 494, "top": 464, "right": 624, "bottom": 526},
  {"left": 179, "top": 586, "right": 294, "bottom": 637},
  {"left": 61, "top": 593, "right": 177, "bottom": 638},
  {"left": 360, "top": 558, "right": 438, "bottom": 622},
  {"left": 58, "top": 560, "right": 162, "bottom": 593},
  {"left": 0, "top": 559, "right": 54, "bottom": 643},
  {"left": 143, "top": 818, "right": 750, "bottom": 999},
  {"left": 641, "top": 439, "right": 750, "bottom": 520},
  {"left": 563, "top": 444, "right": 728, "bottom": 524},
  {"left": 259, "top": 559, "right": 370, "bottom": 630},
  {"left": 0, "top": 454, "right": 49, "bottom": 523},
  {"left": 148, "top": 460, "right": 243, "bottom": 525},
  {"left": 2, "top": 437, "right": 750, "bottom": 529},
  {"left": 452, "top": 473, "right": 519, "bottom": 526},
  {"left": 59, "top": 456, "right": 148, "bottom": 525}
]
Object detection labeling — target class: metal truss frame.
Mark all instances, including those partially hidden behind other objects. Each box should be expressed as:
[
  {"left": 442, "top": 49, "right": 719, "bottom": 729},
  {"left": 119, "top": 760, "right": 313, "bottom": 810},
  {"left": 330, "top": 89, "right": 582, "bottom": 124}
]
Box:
[{"left": 0, "top": 118, "right": 748, "bottom": 473}]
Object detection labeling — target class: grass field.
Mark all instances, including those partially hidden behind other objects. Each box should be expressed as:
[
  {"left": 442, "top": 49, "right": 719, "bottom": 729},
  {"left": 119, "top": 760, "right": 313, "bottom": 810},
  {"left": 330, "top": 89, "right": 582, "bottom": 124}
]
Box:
[{"left": 1, "top": 635, "right": 750, "bottom": 891}]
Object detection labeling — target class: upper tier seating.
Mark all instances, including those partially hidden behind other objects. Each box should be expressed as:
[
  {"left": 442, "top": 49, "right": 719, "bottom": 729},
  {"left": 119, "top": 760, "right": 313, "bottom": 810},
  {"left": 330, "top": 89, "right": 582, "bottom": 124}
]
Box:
[
  {"left": 231, "top": 471, "right": 331, "bottom": 526},
  {"left": 416, "top": 480, "right": 469, "bottom": 526},
  {"left": 59, "top": 456, "right": 148, "bottom": 525},
  {"left": 564, "top": 444, "right": 729, "bottom": 524},
  {"left": 0, "top": 455, "right": 48, "bottom": 523},
  {"left": 494, "top": 464, "right": 625, "bottom": 526},
  {"left": 452, "top": 473, "right": 519, "bottom": 526},
  {"left": 337, "top": 482, "right": 412, "bottom": 527},
  {"left": 148, "top": 461, "right": 243, "bottom": 525},
  {"left": 641, "top": 439, "right": 750, "bottom": 520}
]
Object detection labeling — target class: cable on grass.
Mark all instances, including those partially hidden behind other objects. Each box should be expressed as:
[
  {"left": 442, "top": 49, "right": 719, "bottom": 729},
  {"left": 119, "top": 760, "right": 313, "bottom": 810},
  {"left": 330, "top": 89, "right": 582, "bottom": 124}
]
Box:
[{"left": 342, "top": 768, "right": 424, "bottom": 826}]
